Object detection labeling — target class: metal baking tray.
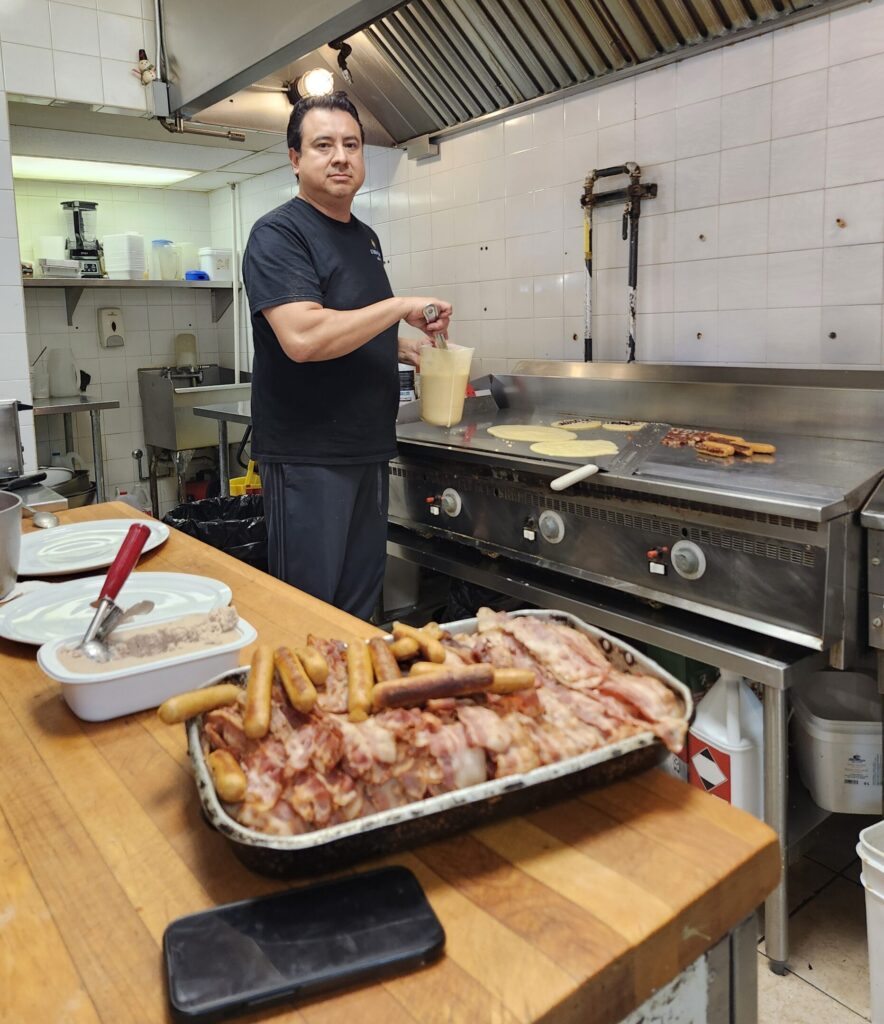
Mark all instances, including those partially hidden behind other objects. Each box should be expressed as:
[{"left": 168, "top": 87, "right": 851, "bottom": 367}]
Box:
[{"left": 186, "top": 610, "right": 694, "bottom": 877}]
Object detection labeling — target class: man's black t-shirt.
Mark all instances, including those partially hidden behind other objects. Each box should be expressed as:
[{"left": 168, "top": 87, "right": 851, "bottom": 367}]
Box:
[{"left": 242, "top": 197, "right": 399, "bottom": 464}]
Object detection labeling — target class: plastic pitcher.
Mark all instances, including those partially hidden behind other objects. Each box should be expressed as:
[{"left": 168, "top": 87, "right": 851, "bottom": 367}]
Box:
[
  {"left": 152, "top": 239, "right": 179, "bottom": 280},
  {"left": 420, "top": 345, "right": 474, "bottom": 427}
]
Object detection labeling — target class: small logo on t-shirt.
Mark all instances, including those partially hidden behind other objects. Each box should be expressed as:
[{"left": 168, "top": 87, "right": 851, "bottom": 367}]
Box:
[{"left": 369, "top": 238, "right": 382, "bottom": 262}]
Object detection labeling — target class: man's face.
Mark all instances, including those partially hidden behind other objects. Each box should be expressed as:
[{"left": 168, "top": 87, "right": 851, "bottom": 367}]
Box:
[{"left": 290, "top": 108, "right": 365, "bottom": 205}]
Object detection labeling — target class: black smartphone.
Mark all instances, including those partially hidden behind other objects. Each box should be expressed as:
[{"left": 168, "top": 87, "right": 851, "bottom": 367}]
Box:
[{"left": 163, "top": 866, "right": 445, "bottom": 1022}]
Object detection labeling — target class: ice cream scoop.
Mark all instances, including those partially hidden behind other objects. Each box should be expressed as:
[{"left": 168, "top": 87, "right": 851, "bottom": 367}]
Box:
[{"left": 78, "top": 523, "right": 152, "bottom": 661}]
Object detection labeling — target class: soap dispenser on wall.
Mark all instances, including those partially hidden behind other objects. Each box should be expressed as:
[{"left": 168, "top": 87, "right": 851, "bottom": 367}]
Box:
[{"left": 98, "top": 307, "right": 125, "bottom": 348}]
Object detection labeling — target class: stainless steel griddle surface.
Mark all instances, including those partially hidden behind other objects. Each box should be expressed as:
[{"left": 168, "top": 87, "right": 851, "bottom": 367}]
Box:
[
  {"left": 396, "top": 397, "right": 884, "bottom": 521},
  {"left": 396, "top": 398, "right": 657, "bottom": 469}
]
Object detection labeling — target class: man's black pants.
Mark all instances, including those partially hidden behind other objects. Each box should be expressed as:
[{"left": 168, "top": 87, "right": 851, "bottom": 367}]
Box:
[{"left": 260, "top": 461, "right": 388, "bottom": 621}]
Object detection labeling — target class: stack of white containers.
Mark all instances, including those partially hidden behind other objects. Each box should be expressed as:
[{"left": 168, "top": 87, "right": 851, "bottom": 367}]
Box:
[{"left": 103, "top": 233, "right": 146, "bottom": 280}]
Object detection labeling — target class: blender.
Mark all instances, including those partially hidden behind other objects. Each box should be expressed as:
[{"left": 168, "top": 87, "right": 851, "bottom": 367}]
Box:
[{"left": 61, "top": 201, "right": 103, "bottom": 277}]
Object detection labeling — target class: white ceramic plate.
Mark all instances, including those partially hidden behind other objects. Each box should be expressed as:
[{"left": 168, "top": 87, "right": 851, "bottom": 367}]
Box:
[
  {"left": 0, "top": 571, "right": 232, "bottom": 645},
  {"left": 18, "top": 518, "right": 170, "bottom": 577}
]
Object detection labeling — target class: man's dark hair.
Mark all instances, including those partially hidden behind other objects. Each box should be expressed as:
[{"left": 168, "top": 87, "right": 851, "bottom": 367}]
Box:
[{"left": 285, "top": 90, "right": 365, "bottom": 152}]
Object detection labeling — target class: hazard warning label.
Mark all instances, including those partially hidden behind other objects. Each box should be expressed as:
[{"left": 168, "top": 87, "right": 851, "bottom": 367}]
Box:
[{"left": 687, "top": 741, "right": 732, "bottom": 803}]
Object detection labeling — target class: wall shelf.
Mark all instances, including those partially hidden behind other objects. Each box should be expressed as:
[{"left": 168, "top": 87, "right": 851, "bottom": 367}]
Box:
[{"left": 22, "top": 278, "right": 235, "bottom": 325}]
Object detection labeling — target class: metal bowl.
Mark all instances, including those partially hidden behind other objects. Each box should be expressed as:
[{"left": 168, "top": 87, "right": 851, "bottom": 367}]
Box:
[{"left": 0, "top": 491, "right": 21, "bottom": 599}]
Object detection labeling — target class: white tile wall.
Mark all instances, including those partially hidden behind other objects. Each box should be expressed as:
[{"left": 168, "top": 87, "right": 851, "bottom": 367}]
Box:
[
  {"left": 18, "top": 180, "right": 218, "bottom": 503},
  {"left": 25, "top": 283, "right": 230, "bottom": 510},
  {"left": 212, "top": 0, "right": 884, "bottom": 374},
  {"left": 15, "top": 178, "right": 212, "bottom": 262},
  {"left": 0, "top": 1, "right": 154, "bottom": 111}
]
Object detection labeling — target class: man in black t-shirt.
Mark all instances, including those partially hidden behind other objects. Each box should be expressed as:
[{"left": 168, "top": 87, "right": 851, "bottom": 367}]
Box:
[{"left": 242, "top": 92, "right": 452, "bottom": 620}]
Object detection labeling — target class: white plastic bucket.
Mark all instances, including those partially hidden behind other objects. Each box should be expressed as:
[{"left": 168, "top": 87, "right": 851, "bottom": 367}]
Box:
[
  {"left": 198, "top": 247, "right": 232, "bottom": 281},
  {"left": 858, "top": 820, "right": 884, "bottom": 1024},
  {"left": 791, "top": 671, "right": 882, "bottom": 814}
]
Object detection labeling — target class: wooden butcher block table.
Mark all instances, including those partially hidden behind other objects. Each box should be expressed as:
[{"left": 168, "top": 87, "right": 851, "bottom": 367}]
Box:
[{"left": 1, "top": 503, "right": 779, "bottom": 1024}]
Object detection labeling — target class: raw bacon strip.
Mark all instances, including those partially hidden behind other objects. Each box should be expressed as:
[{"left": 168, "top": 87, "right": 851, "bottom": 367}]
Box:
[
  {"left": 546, "top": 622, "right": 611, "bottom": 677},
  {"left": 440, "top": 637, "right": 479, "bottom": 664},
  {"left": 599, "top": 670, "right": 687, "bottom": 753},
  {"left": 308, "top": 636, "right": 348, "bottom": 713},
  {"left": 476, "top": 607, "right": 509, "bottom": 633},
  {"left": 289, "top": 772, "right": 334, "bottom": 826},
  {"left": 497, "top": 616, "right": 609, "bottom": 687},
  {"left": 457, "top": 704, "right": 512, "bottom": 754},
  {"left": 428, "top": 722, "right": 488, "bottom": 791},
  {"left": 493, "top": 714, "right": 541, "bottom": 777},
  {"left": 203, "top": 704, "right": 250, "bottom": 756}
]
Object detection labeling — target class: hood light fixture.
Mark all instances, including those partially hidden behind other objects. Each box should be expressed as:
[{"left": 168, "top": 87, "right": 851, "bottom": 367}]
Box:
[{"left": 296, "top": 67, "right": 335, "bottom": 98}]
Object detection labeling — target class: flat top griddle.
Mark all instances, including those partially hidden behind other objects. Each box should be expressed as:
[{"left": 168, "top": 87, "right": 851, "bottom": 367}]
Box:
[{"left": 396, "top": 396, "right": 884, "bottom": 521}]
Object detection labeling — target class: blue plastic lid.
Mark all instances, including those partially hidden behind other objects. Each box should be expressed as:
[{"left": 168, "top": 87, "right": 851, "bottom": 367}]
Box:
[
  {"left": 151, "top": 239, "right": 173, "bottom": 245},
  {"left": 185, "top": 270, "right": 210, "bottom": 280}
]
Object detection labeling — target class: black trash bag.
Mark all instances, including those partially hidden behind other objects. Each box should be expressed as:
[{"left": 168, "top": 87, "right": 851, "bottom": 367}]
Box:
[
  {"left": 444, "top": 578, "right": 511, "bottom": 622},
  {"left": 163, "top": 495, "right": 267, "bottom": 572}
]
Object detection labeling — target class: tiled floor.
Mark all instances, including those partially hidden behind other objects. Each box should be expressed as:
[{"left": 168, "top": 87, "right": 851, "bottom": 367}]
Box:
[{"left": 758, "top": 813, "right": 880, "bottom": 1023}]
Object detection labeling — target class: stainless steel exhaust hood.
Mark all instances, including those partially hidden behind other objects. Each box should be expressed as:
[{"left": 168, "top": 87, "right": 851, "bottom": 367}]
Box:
[{"left": 165, "top": 0, "right": 862, "bottom": 148}]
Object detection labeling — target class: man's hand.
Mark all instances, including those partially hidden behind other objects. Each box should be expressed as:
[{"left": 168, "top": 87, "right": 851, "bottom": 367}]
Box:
[
  {"left": 397, "top": 336, "right": 431, "bottom": 368},
  {"left": 403, "top": 297, "right": 453, "bottom": 341}
]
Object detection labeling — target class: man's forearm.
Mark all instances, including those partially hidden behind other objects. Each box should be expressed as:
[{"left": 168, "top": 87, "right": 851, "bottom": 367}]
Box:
[{"left": 266, "top": 297, "right": 409, "bottom": 362}]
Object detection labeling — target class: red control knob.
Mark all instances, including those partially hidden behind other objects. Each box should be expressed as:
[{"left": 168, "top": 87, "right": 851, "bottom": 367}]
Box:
[
  {"left": 425, "top": 496, "right": 437, "bottom": 504},
  {"left": 646, "top": 546, "right": 670, "bottom": 559}
]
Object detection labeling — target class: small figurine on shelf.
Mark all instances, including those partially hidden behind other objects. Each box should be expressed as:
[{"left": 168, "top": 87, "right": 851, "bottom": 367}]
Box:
[{"left": 133, "top": 49, "right": 157, "bottom": 86}]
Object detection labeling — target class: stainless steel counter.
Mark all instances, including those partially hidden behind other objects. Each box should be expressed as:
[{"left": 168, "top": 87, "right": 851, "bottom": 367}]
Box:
[
  {"left": 16, "top": 483, "right": 68, "bottom": 512},
  {"left": 192, "top": 401, "right": 252, "bottom": 426},
  {"left": 33, "top": 396, "right": 120, "bottom": 503},
  {"left": 193, "top": 401, "right": 253, "bottom": 496},
  {"left": 33, "top": 396, "right": 121, "bottom": 416}
]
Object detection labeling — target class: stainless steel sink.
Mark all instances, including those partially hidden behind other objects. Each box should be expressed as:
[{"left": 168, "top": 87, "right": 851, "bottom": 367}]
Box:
[
  {"left": 138, "top": 365, "right": 251, "bottom": 513},
  {"left": 138, "top": 365, "right": 250, "bottom": 451}
]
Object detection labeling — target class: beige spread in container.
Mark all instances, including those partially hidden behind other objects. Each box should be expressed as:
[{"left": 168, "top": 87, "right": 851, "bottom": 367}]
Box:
[{"left": 58, "top": 606, "right": 240, "bottom": 675}]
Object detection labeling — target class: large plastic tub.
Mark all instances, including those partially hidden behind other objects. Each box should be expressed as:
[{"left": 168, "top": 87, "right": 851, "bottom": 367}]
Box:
[
  {"left": 791, "top": 671, "right": 882, "bottom": 814},
  {"left": 858, "top": 820, "right": 884, "bottom": 1024}
]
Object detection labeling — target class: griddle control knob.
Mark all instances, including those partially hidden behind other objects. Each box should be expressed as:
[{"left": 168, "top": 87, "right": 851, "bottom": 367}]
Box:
[
  {"left": 440, "top": 488, "right": 462, "bottom": 517},
  {"left": 539, "top": 510, "right": 566, "bottom": 544},
  {"left": 671, "top": 540, "right": 706, "bottom": 580}
]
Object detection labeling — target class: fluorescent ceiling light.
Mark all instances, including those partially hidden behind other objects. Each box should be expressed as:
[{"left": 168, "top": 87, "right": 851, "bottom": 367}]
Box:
[{"left": 12, "top": 155, "right": 200, "bottom": 187}]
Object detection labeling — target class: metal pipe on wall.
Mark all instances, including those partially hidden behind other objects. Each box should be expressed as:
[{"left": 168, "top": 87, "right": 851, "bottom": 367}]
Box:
[
  {"left": 581, "top": 164, "right": 656, "bottom": 364},
  {"left": 236, "top": 183, "right": 254, "bottom": 374},
  {"left": 230, "top": 183, "right": 241, "bottom": 383},
  {"left": 582, "top": 184, "right": 593, "bottom": 363}
]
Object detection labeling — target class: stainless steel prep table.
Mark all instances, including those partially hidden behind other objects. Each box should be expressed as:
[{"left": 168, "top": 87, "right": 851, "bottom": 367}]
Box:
[
  {"left": 192, "top": 400, "right": 253, "bottom": 496},
  {"left": 33, "top": 395, "right": 120, "bottom": 503},
  {"left": 16, "top": 482, "right": 68, "bottom": 512}
]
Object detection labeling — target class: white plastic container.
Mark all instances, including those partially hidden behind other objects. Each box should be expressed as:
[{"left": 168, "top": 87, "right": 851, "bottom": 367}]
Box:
[
  {"left": 858, "top": 820, "right": 884, "bottom": 1024},
  {"left": 687, "top": 671, "right": 764, "bottom": 818},
  {"left": 792, "top": 671, "right": 882, "bottom": 814},
  {"left": 37, "top": 615, "right": 257, "bottom": 721},
  {"left": 198, "top": 247, "right": 233, "bottom": 281}
]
